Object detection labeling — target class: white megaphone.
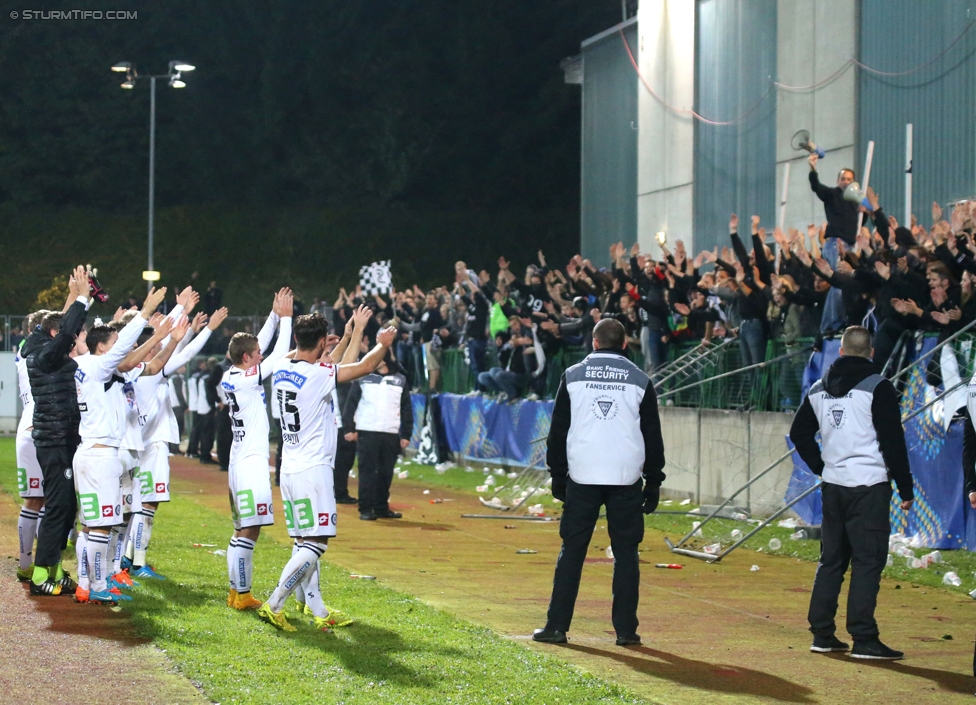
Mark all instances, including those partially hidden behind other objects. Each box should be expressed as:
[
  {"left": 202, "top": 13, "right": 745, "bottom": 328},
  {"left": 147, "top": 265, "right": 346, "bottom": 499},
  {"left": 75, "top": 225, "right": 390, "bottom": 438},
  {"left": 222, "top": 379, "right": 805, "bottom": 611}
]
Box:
[
  {"left": 791, "top": 129, "right": 826, "bottom": 159},
  {"left": 843, "top": 181, "right": 871, "bottom": 210}
]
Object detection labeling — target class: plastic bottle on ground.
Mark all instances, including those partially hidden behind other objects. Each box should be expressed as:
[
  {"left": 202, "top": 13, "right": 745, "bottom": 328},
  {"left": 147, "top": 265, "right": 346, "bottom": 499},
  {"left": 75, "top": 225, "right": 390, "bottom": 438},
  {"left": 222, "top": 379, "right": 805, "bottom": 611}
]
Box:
[{"left": 943, "top": 571, "right": 962, "bottom": 586}]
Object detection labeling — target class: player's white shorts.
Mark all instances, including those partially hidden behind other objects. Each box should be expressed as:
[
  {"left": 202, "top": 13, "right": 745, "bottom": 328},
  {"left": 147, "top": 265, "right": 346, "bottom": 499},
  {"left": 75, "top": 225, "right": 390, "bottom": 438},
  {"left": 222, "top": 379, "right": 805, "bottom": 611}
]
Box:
[
  {"left": 228, "top": 455, "right": 274, "bottom": 530},
  {"left": 119, "top": 448, "right": 142, "bottom": 515},
  {"left": 74, "top": 446, "right": 125, "bottom": 528},
  {"left": 16, "top": 431, "right": 43, "bottom": 499},
  {"left": 280, "top": 464, "right": 337, "bottom": 538},
  {"left": 139, "top": 440, "right": 171, "bottom": 503}
]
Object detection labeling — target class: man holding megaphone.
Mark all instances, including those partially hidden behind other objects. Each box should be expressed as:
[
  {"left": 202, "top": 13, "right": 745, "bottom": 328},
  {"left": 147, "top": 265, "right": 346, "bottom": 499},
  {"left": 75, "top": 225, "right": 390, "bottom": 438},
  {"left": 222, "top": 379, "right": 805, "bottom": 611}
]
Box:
[{"left": 809, "top": 152, "right": 859, "bottom": 334}]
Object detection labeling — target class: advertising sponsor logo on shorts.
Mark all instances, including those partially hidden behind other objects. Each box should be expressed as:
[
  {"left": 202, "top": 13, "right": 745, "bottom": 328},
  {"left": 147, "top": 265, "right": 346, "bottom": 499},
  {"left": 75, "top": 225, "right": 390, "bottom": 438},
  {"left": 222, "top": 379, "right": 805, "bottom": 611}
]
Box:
[
  {"left": 29, "top": 478, "right": 40, "bottom": 489},
  {"left": 318, "top": 513, "right": 330, "bottom": 526},
  {"left": 101, "top": 504, "right": 114, "bottom": 517},
  {"left": 155, "top": 482, "right": 166, "bottom": 493},
  {"left": 257, "top": 503, "right": 268, "bottom": 516}
]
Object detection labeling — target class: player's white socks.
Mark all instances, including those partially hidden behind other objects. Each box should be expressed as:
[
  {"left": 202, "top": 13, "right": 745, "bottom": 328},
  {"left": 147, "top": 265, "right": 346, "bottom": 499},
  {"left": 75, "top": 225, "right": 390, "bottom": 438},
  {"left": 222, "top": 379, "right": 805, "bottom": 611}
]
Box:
[
  {"left": 300, "top": 560, "right": 327, "bottom": 619},
  {"left": 125, "top": 514, "right": 136, "bottom": 561},
  {"left": 88, "top": 531, "right": 111, "bottom": 593},
  {"left": 292, "top": 540, "right": 306, "bottom": 605},
  {"left": 18, "top": 507, "right": 40, "bottom": 570},
  {"left": 107, "top": 526, "right": 121, "bottom": 575},
  {"left": 76, "top": 531, "right": 90, "bottom": 591},
  {"left": 266, "top": 543, "right": 326, "bottom": 613},
  {"left": 227, "top": 537, "right": 238, "bottom": 590},
  {"left": 234, "top": 537, "right": 256, "bottom": 594},
  {"left": 133, "top": 507, "right": 155, "bottom": 567}
]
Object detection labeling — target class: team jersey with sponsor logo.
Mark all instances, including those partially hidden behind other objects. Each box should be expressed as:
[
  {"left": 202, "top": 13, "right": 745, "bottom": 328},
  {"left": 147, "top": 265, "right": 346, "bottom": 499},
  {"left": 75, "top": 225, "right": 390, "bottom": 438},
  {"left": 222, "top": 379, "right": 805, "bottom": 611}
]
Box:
[
  {"left": 118, "top": 364, "right": 146, "bottom": 452},
  {"left": 15, "top": 348, "right": 33, "bottom": 434},
  {"left": 222, "top": 365, "right": 271, "bottom": 463},
  {"left": 74, "top": 315, "right": 147, "bottom": 448},
  {"left": 272, "top": 359, "right": 338, "bottom": 473}
]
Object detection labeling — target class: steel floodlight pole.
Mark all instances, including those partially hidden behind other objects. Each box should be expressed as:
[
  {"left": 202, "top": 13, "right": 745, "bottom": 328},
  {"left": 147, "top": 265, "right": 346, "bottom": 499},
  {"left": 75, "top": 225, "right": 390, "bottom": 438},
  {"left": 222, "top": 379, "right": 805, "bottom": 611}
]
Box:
[{"left": 147, "top": 75, "right": 156, "bottom": 293}]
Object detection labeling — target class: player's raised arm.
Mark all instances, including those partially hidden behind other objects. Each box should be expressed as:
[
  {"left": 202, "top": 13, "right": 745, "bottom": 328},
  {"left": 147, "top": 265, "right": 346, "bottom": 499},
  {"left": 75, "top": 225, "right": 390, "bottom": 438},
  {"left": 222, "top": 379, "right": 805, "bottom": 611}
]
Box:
[
  {"left": 163, "top": 308, "right": 227, "bottom": 376},
  {"left": 342, "top": 305, "right": 372, "bottom": 365},
  {"left": 336, "top": 325, "right": 395, "bottom": 384},
  {"left": 257, "top": 287, "right": 290, "bottom": 352},
  {"left": 259, "top": 292, "right": 294, "bottom": 377},
  {"left": 103, "top": 287, "right": 168, "bottom": 374}
]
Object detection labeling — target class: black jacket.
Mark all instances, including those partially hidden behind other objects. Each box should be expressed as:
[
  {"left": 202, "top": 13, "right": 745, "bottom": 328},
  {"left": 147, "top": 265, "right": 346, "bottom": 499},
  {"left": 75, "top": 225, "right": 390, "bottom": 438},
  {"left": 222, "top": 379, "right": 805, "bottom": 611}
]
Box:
[
  {"left": 809, "top": 171, "right": 859, "bottom": 245},
  {"left": 24, "top": 299, "right": 88, "bottom": 447},
  {"left": 790, "top": 355, "right": 913, "bottom": 500}
]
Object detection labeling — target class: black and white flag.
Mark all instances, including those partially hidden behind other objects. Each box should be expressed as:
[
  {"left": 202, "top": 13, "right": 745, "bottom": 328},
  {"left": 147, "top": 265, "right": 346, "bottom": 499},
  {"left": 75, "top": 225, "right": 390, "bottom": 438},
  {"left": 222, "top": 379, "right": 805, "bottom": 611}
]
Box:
[{"left": 358, "top": 260, "right": 393, "bottom": 295}]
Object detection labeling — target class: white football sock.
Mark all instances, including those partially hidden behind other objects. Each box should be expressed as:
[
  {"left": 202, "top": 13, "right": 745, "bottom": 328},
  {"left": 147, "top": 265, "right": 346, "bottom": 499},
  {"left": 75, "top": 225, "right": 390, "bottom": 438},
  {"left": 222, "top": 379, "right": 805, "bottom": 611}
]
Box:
[
  {"left": 133, "top": 507, "right": 155, "bottom": 567},
  {"left": 234, "top": 537, "right": 256, "bottom": 594},
  {"left": 107, "top": 526, "right": 121, "bottom": 576},
  {"left": 227, "top": 537, "right": 238, "bottom": 590},
  {"left": 292, "top": 540, "right": 306, "bottom": 605},
  {"left": 88, "top": 531, "right": 111, "bottom": 593},
  {"left": 18, "top": 507, "right": 40, "bottom": 570},
  {"left": 75, "top": 531, "right": 90, "bottom": 591},
  {"left": 300, "top": 560, "right": 327, "bottom": 619},
  {"left": 266, "top": 543, "right": 325, "bottom": 613}
]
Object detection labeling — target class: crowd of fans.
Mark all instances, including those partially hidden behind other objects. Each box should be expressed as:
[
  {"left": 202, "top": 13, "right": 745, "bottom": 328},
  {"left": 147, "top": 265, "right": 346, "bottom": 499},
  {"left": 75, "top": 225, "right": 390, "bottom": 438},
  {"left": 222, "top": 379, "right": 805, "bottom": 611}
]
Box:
[{"left": 326, "top": 156, "right": 976, "bottom": 401}]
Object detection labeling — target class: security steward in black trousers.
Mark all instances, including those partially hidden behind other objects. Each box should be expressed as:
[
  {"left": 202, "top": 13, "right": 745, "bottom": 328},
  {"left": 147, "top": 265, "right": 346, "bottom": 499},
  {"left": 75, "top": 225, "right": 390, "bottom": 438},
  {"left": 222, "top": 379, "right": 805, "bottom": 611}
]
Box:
[
  {"left": 23, "top": 265, "right": 90, "bottom": 595},
  {"left": 790, "top": 326, "right": 914, "bottom": 660},
  {"left": 533, "top": 318, "right": 665, "bottom": 646},
  {"left": 334, "top": 378, "right": 358, "bottom": 503},
  {"left": 342, "top": 351, "right": 414, "bottom": 521},
  {"left": 960, "top": 406, "right": 976, "bottom": 676}
]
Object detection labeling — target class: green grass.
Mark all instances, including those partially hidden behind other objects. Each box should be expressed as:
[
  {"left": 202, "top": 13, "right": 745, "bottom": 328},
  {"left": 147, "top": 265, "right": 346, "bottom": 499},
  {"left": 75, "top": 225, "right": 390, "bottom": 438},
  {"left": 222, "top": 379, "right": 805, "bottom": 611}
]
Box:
[
  {"left": 399, "top": 457, "right": 976, "bottom": 595},
  {"left": 0, "top": 438, "right": 644, "bottom": 705}
]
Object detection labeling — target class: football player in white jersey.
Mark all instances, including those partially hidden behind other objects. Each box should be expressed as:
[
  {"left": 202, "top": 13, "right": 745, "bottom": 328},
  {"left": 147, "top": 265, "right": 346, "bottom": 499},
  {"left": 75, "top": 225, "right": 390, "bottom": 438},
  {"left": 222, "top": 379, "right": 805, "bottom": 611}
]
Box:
[
  {"left": 259, "top": 310, "right": 396, "bottom": 632},
  {"left": 126, "top": 301, "right": 229, "bottom": 581},
  {"left": 221, "top": 288, "right": 294, "bottom": 610},
  {"left": 72, "top": 286, "right": 170, "bottom": 605},
  {"left": 15, "top": 310, "right": 52, "bottom": 582}
]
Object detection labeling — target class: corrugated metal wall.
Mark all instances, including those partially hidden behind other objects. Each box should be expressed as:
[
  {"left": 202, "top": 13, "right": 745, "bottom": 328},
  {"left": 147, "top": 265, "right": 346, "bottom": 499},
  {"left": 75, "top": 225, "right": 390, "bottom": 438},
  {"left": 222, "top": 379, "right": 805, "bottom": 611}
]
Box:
[
  {"left": 859, "top": 0, "right": 976, "bottom": 218},
  {"left": 581, "top": 21, "right": 638, "bottom": 263},
  {"left": 694, "top": 0, "right": 777, "bottom": 253}
]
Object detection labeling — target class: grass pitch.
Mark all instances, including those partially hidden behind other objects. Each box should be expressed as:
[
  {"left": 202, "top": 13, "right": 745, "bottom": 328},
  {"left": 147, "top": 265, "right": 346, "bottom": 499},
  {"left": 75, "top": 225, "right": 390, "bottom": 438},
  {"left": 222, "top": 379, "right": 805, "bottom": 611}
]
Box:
[{"left": 0, "top": 438, "right": 644, "bottom": 705}]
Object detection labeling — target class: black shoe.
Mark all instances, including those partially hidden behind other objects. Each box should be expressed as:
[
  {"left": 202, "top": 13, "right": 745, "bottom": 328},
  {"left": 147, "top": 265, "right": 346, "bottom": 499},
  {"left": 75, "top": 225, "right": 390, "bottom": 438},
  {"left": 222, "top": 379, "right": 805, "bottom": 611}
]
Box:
[
  {"left": 850, "top": 639, "right": 903, "bottom": 660},
  {"left": 57, "top": 574, "right": 78, "bottom": 594},
  {"left": 532, "top": 627, "right": 567, "bottom": 644},
  {"left": 336, "top": 495, "right": 358, "bottom": 505},
  {"left": 29, "top": 579, "right": 65, "bottom": 597},
  {"left": 375, "top": 509, "right": 402, "bottom": 519},
  {"left": 199, "top": 458, "right": 216, "bottom": 465},
  {"left": 811, "top": 634, "right": 849, "bottom": 653},
  {"left": 616, "top": 634, "right": 642, "bottom": 646},
  {"left": 359, "top": 511, "right": 377, "bottom": 521},
  {"left": 219, "top": 466, "right": 229, "bottom": 473}
]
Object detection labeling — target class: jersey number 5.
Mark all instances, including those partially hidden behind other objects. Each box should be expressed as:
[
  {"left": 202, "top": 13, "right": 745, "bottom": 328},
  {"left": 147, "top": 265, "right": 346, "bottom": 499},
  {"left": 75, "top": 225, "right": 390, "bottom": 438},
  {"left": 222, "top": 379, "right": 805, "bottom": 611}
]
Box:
[{"left": 276, "top": 389, "right": 301, "bottom": 432}]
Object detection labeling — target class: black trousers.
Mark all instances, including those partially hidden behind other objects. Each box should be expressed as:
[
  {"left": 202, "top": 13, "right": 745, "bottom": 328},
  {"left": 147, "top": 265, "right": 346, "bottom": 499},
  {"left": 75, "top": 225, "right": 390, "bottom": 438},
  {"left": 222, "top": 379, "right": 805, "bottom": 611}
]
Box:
[
  {"left": 186, "top": 411, "right": 200, "bottom": 455},
  {"left": 34, "top": 444, "right": 78, "bottom": 567},
  {"left": 170, "top": 405, "right": 187, "bottom": 455},
  {"left": 809, "top": 482, "right": 891, "bottom": 640},
  {"left": 216, "top": 406, "right": 232, "bottom": 469},
  {"left": 545, "top": 478, "right": 645, "bottom": 637},
  {"left": 198, "top": 410, "right": 215, "bottom": 461},
  {"left": 357, "top": 431, "right": 400, "bottom": 513},
  {"left": 335, "top": 435, "right": 357, "bottom": 499}
]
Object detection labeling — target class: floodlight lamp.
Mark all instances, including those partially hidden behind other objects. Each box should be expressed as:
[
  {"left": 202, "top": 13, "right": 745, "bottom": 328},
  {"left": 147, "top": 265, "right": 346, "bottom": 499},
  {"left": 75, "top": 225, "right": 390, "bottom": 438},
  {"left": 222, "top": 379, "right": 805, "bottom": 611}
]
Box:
[
  {"left": 170, "top": 61, "right": 195, "bottom": 72},
  {"left": 169, "top": 76, "right": 186, "bottom": 88},
  {"left": 121, "top": 79, "right": 135, "bottom": 89},
  {"left": 111, "top": 62, "right": 131, "bottom": 73}
]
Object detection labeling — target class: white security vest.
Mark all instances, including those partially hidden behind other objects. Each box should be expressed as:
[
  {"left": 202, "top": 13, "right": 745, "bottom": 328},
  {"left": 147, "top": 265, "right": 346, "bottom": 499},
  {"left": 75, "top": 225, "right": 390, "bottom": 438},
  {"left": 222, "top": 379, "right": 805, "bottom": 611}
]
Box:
[
  {"left": 565, "top": 351, "right": 649, "bottom": 485},
  {"left": 354, "top": 373, "right": 407, "bottom": 435},
  {"left": 807, "top": 374, "right": 889, "bottom": 488}
]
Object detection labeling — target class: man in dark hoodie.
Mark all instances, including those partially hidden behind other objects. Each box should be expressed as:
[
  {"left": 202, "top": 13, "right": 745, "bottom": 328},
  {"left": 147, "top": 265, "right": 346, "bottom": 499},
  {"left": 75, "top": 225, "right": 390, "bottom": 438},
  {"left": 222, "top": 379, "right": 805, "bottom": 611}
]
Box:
[{"left": 790, "top": 326, "right": 914, "bottom": 661}]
